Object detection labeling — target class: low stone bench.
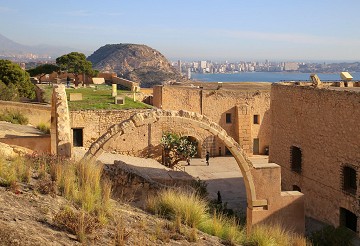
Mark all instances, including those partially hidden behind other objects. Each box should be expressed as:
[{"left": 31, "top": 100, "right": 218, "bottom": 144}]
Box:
[{"left": 69, "top": 93, "right": 83, "bottom": 101}]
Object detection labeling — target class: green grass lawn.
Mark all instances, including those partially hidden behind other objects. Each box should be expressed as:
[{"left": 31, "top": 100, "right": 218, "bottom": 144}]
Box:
[{"left": 39, "top": 84, "right": 152, "bottom": 110}]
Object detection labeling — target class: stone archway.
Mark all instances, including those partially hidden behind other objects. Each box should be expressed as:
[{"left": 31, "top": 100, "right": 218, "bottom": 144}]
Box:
[
  {"left": 84, "top": 109, "right": 257, "bottom": 204},
  {"left": 82, "top": 109, "right": 304, "bottom": 233}
]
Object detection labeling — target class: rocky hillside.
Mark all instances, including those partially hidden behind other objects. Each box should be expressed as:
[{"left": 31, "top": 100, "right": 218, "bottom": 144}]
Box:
[{"left": 87, "top": 44, "right": 184, "bottom": 88}]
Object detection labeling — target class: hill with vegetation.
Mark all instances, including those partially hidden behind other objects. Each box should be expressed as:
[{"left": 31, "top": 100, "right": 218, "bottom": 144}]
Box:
[{"left": 87, "top": 44, "right": 184, "bottom": 88}]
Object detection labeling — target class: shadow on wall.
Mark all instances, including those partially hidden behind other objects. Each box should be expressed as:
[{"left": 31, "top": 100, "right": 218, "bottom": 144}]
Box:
[
  {"left": 251, "top": 192, "right": 304, "bottom": 234},
  {"left": 257, "top": 109, "right": 271, "bottom": 155}
]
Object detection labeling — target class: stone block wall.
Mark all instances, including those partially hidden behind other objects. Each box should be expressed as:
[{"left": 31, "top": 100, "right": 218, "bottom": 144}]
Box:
[
  {"left": 112, "top": 77, "right": 140, "bottom": 92},
  {"left": 152, "top": 85, "right": 271, "bottom": 156},
  {"left": 269, "top": 83, "right": 360, "bottom": 233},
  {"left": 0, "top": 100, "right": 51, "bottom": 126},
  {"left": 70, "top": 109, "right": 148, "bottom": 147},
  {"left": 70, "top": 109, "right": 213, "bottom": 159}
]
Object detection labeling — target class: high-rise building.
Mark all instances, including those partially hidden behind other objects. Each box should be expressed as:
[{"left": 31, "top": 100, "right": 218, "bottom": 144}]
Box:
[{"left": 284, "top": 62, "right": 299, "bottom": 71}]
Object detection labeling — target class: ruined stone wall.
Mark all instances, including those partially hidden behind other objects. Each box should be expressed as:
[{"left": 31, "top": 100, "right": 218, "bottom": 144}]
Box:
[
  {"left": 0, "top": 135, "right": 51, "bottom": 154},
  {"left": 0, "top": 101, "right": 51, "bottom": 126},
  {"left": 70, "top": 109, "right": 212, "bottom": 159},
  {"left": 112, "top": 77, "right": 140, "bottom": 92},
  {"left": 269, "top": 83, "right": 360, "bottom": 232},
  {"left": 70, "top": 109, "right": 149, "bottom": 148},
  {"left": 152, "top": 86, "right": 271, "bottom": 155}
]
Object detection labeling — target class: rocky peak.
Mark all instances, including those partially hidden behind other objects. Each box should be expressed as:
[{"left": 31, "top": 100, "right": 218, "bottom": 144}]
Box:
[{"left": 87, "top": 44, "right": 184, "bottom": 88}]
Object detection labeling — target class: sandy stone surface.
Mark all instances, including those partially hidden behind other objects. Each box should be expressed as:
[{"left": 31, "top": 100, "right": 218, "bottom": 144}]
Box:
[{"left": 0, "top": 121, "right": 44, "bottom": 138}]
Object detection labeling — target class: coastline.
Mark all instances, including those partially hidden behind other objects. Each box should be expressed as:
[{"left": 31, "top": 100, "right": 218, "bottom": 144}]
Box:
[{"left": 190, "top": 71, "right": 360, "bottom": 82}]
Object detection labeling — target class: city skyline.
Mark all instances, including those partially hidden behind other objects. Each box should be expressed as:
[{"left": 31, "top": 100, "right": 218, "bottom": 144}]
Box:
[{"left": 1, "top": 0, "right": 360, "bottom": 61}]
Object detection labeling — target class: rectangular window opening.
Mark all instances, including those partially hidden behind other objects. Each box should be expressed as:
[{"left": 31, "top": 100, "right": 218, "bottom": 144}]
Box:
[
  {"left": 290, "top": 146, "right": 302, "bottom": 173},
  {"left": 226, "top": 113, "right": 232, "bottom": 124},
  {"left": 343, "top": 166, "right": 357, "bottom": 195},
  {"left": 340, "top": 207, "right": 357, "bottom": 232},
  {"left": 73, "top": 128, "right": 83, "bottom": 147},
  {"left": 253, "top": 114, "right": 260, "bottom": 124}
]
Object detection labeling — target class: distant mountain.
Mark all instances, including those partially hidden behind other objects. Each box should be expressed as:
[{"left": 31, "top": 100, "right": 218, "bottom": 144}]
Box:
[
  {"left": 0, "top": 34, "right": 28, "bottom": 53},
  {"left": 0, "top": 33, "right": 84, "bottom": 59},
  {"left": 87, "top": 43, "right": 184, "bottom": 88}
]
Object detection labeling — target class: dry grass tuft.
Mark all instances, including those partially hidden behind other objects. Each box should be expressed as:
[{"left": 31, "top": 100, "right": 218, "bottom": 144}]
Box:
[
  {"left": 113, "top": 215, "right": 131, "bottom": 246},
  {"left": 246, "top": 223, "right": 310, "bottom": 246},
  {"left": 147, "top": 188, "right": 207, "bottom": 228},
  {"left": 53, "top": 206, "right": 100, "bottom": 242}
]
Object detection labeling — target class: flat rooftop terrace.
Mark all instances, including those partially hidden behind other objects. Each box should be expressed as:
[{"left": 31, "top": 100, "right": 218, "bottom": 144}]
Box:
[
  {"left": 167, "top": 81, "right": 272, "bottom": 91},
  {"left": 278, "top": 81, "right": 360, "bottom": 93}
]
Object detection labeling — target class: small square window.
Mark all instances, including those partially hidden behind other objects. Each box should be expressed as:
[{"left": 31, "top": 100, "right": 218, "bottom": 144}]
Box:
[
  {"left": 253, "top": 115, "right": 260, "bottom": 124},
  {"left": 293, "top": 185, "right": 301, "bottom": 192},
  {"left": 226, "top": 113, "right": 232, "bottom": 123}
]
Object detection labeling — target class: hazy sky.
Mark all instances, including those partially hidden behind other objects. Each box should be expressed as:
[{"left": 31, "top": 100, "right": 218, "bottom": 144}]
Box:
[{"left": 1, "top": 0, "right": 360, "bottom": 61}]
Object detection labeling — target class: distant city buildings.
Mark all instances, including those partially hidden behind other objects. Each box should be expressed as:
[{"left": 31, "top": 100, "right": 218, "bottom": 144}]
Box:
[
  {"left": 171, "top": 60, "right": 360, "bottom": 74},
  {"left": 284, "top": 62, "right": 299, "bottom": 71}
]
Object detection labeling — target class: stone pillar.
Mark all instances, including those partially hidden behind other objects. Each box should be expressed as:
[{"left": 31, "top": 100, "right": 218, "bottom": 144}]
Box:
[
  {"left": 236, "top": 105, "right": 252, "bottom": 155},
  {"left": 112, "top": 84, "right": 117, "bottom": 97},
  {"left": 51, "top": 84, "right": 72, "bottom": 158}
]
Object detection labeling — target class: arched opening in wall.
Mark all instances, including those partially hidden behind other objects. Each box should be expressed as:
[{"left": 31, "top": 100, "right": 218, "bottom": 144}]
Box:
[
  {"left": 183, "top": 136, "right": 201, "bottom": 158},
  {"left": 84, "top": 111, "right": 253, "bottom": 218},
  {"left": 202, "top": 135, "right": 216, "bottom": 157}
]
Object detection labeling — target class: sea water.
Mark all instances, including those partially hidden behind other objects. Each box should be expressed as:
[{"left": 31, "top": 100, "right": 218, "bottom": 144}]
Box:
[{"left": 191, "top": 72, "right": 360, "bottom": 83}]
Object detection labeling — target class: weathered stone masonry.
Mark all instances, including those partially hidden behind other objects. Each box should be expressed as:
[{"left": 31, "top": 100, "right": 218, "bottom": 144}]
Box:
[
  {"left": 269, "top": 83, "right": 360, "bottom": 234},
  {"left": 152, "top": 85, "right": 271, "bottom": 156},
  {"left": 83, "top": 109, "right": 305, "bottom": 234}
]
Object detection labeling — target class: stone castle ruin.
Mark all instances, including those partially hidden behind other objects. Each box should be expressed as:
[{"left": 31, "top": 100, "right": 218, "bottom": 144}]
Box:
[
  {"left": 2, "top": 77, "right": 359, "bottom": 236},
  {"left": 48, "top": 83, "right": 305, "bottom": 234}
]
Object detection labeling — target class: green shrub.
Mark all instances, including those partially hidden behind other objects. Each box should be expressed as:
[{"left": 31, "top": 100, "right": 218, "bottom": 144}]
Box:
[
  {"left": 191, "top": 178, "right": 208, "bottom": 198},
  {"left": 147, "top": 188, "right": 311, "bottom": 246},
  {"left": 199, "top": 211, "right": 245, "bottom": 244},
  {"left": 0, "top": 110, "right": 28, "bottom": 125},
  {"left": 245, "top": 223, "right": 310, "bottom": 246},
  {"left": 310, "top": 225, "right": 355, "bottom": 246},
  {"left": 0, "top": 81, "right": 19, "bottom": 101},
  {"left": 36, "top": 123, "right": 50, "bottom": 134},
  {"left": 147, "top": 189, "right": 208, "bottom": 228},
  {"left": 0, "top": 155, "right": 31, "bottom": 187}
]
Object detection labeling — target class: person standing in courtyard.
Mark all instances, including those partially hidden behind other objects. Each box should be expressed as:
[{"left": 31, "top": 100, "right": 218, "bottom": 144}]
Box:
[
  {"left": 206, "top": 151, "right": 210, "bottom": 166},
  {"left": 66, "top": 76, "right": 70, "bottom": 88}
]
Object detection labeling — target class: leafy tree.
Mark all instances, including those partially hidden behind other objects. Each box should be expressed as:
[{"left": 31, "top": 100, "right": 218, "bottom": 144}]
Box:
[
  {"left": 0, "top": 80, "right": 19, "bottom": 101},
  {"left": 56, "top": 52, "right": 95, "bottom": 86},
  {"left": 161, "top": 132, "right": 197, "bottom": 168},
  {"left": 0, "top": 60, "right": 35, "bottom": 100},
  {"left": 27, "top": 64, "right": 59, "bottom": 83}
]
